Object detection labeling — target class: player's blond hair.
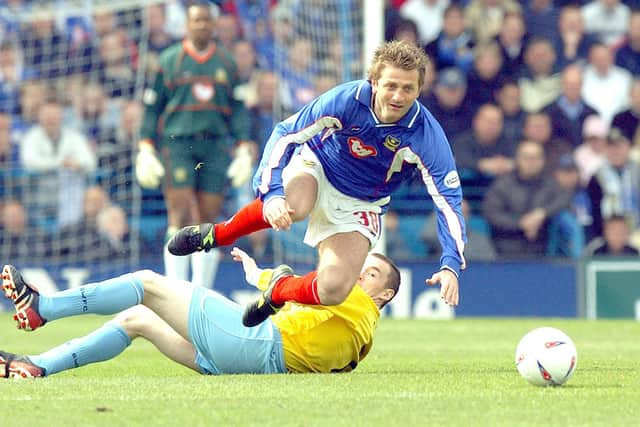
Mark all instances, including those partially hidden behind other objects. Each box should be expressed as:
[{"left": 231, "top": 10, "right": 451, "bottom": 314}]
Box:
[{"left": 367, "top": 40, "right": 430, "bottom": 89}]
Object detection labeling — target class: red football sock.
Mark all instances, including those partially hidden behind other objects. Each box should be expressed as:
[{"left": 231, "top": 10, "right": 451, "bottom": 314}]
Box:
[
  {"left": 214, "top": 198, "right": 270, "bottom": 246},
  {"left": 271, "top": 271, "right": 321, "bottom": 306}
]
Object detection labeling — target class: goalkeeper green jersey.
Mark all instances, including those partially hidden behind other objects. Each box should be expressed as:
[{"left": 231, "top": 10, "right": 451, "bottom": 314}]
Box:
[{"left": 140, "top": 39, "right": 249, "bottom": 144}]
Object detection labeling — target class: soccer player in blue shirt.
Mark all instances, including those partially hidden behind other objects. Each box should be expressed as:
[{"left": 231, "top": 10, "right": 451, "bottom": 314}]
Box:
[{"left": 169, "top": 40, "right": 467, "bottom": 326}]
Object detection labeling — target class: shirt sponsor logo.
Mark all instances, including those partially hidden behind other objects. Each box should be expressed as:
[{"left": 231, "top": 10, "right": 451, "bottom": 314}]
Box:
[
  {"left": 348, "top": 137, "right": 377, "bottom": 158},
  {"left": 383, "top": 135, "right": 401, "bottom": 152},
  {"left": 444, "top": 170, "right": 460, "bottom": 188},
  {"left": 192, "top": 81, "right": 214, "bottom": 102}
]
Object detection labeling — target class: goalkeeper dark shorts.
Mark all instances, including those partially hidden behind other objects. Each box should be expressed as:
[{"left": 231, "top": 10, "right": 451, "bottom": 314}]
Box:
[{"left": 161, "top": 135, "right": 230, "bottom": 194}]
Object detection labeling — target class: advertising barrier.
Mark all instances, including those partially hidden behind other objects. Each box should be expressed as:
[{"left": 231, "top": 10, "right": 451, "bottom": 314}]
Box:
[{"left": 0, "top": 260, "right": 577, "bottom": 318}]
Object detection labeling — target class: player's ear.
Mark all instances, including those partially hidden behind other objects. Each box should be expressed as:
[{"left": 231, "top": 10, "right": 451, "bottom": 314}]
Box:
[{"left": 382, "top": 288, "right": 395, "bottom": 304}]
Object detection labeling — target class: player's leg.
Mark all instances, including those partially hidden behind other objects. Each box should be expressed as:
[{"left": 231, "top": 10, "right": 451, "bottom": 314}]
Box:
[
  {"left": 1, "top": 264, "right": 144, "bottom": 331},
  {"left": 168, "top": 146, "right": 319, "bottom": 255},
  {"left": 3, "top": 305, "right": 200, "bottom": 378},
  {"left": 161, "top": 144, "right": 198, "bottom": 280},
  {"left": 163, "top": 187, "right": 195, "bottom": 280},
  {"left": 189, "top": 170, "right": 225, "bottom": 289}
]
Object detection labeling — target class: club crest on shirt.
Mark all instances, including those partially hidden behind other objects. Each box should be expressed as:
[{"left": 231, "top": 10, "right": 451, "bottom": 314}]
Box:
[
  {"left": 348, "top": 137, "right": 377, "bottom": 158},
  {"left": 215, "top": 68, "right": 228, "bottom": 84},
  {"left": 383, "top": 135, "right": 401, "bottom": 152},
  {"left": 192, "top": 80, "right": 214, "bottom": 102}
]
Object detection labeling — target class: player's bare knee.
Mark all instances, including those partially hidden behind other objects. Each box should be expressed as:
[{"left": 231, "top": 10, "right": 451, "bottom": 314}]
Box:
[
  {"left": 133, "top": 269, "right": 165, "bottom": 296},
  {"left": 285, "top": 174, "right": 317, "bottom": 220},
  {"left": 316, "top": 271, "right": 354, "bottom": 305},
  {"left": 112, "top": 306, "right": 154, "bottom": 339}
]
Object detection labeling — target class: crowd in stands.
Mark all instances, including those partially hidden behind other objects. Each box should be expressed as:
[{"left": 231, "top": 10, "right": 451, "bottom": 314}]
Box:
[{"left": 0, "top": 0, "right": 639, "bottom": 267}]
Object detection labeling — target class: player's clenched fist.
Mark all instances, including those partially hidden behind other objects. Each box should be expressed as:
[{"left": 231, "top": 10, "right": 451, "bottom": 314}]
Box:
[
  {"left": 135, "top": 140, "right": 165, "bottom": 189},
  {"left": 263, "top": 197, "right": 295, "bottom": 231}
]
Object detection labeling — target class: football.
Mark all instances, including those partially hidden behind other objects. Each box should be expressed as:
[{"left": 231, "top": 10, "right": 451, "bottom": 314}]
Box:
[{"left": 515, "top": 327, "right": 578, "bottom": 387}]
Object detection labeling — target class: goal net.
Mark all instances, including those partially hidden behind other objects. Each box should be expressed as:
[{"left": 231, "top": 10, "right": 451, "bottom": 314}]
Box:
[{"left": 0, "top": 0, "right": 168, "bottom": 283}]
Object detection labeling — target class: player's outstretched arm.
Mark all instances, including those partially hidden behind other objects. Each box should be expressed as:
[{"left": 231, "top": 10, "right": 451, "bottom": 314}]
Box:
[
  {"left": 230, "top": 247, "right": 266, "bottom": 289},
  {"left": 426, "top": 269, "right": 459, "bottom": 306}
]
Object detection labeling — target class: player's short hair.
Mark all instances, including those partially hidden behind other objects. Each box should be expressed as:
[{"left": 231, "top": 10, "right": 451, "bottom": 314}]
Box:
[
  {"left": 370, "top": 252, "right": 401, "bottom": 308},
  {"left": 367, "top": 40, "right": 430, "bottom": 89}
]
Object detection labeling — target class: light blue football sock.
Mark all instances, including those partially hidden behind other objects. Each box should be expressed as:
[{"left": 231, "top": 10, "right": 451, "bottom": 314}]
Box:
[
  {"left": 29, "top": 322, "right": 131, "bottom": 376},
  {"left": 38, "top": 274, "right": 144, "bottom": 322}
]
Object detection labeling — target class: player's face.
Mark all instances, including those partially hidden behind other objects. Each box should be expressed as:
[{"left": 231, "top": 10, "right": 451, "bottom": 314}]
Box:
[
  {"left": 358, "top": 255, "right": 393, "bottom": 301},
  {"left": 371, "top": 65, "right": 420, "bottom": 124},
  {"left": 187, "top": 6, "right": 214, "bottom": 49}
]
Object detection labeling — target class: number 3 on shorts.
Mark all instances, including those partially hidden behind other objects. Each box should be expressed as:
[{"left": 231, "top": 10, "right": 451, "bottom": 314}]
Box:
[{"left": 353, "top": 211, "right": 380, "bottom": 238}]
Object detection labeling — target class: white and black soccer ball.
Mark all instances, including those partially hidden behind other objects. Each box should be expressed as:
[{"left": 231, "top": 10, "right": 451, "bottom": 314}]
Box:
[{"left": 515, "top": 327, "right": 578, "bottom": 387}]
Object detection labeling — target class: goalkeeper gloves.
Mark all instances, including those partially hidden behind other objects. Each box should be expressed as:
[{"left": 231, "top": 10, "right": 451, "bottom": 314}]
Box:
[
  {"left": 135, "top": 140, "right": 165, "bottom": 189},
  {"left": 227, "top": 141, "right": 256, "bottom": 188}
]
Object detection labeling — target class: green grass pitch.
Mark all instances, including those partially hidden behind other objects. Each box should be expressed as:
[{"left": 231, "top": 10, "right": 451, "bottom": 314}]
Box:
[{"left": 1, "top": 314, "right": 638, "bottom": 426}]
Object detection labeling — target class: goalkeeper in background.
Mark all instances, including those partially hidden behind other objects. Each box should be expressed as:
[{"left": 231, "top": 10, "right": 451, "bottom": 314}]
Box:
[
  {"left": 136, "top": 2, "right": 255, "bottom": 288},
  {"left": 0, "top": 248, "right": 399, "bottom": 378}
]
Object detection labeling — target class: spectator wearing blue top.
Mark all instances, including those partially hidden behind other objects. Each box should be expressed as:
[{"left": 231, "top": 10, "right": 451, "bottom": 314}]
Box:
[{"left": 614, "top": 10, "right": 640, "bottom": 76}]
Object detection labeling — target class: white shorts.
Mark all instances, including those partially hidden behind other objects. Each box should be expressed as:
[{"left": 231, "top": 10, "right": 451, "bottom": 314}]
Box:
[{"left": 281, "top": 145, "right": 389, "bottom": 248}]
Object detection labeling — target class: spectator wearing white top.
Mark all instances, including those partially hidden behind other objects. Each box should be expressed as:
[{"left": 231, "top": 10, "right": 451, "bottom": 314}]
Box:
[
  {"left": 20, "top": 98, "right": 97, "bottom": 227},
  {"left": 399, "top": 0, "right": 450, "bottom": 46},
  {"left": 581, "top": 43, "right": 632, "bottom": 124},
  {"left": 581, "top": 0, "right": 630, "bottom": 46}
]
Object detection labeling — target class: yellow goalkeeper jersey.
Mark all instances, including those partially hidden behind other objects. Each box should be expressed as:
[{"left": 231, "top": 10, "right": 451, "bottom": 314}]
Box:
[{"left": 271, "top": 285, "right": 380, "bottom": 373}]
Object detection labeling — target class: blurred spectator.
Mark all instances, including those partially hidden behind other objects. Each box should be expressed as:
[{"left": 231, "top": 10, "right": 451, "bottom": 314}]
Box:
[
  {"left": 574, "top": 114, "right": 609, "bottom": 185},
  {"left": 383, "top": 210, "right": 413, "bottom": 261},
  {"left": 581, "top": 0, "right": 630, "bottom": 46},
  {"left": 615, "top": 10, "right": 640, "bottom": 76},
  {"left": 495, "top": 12, "right": 527, "bottom": 77},
  {"left": 0, "top": 199, "right": 31, "bottom": 261},
  {"left": 279, "top": 37, "right": 316, "bottom": 114},
  {"left": 464, "top": 0, "right": 521, "bottom": 46},
  {"left": 522, "top": 111, "right": 572, "bottom": 169},
  {"left": 67, "top": 80, "right": 121, "bottom": 144},
  {"left": 584, "top": 214, "right": 639, "bottom": 256},
  {"left": 0, "top": 41, "right": 34, "bottom": 116},
  {"left": 550, "top": 153, "right": 589, "bottom": 257},
  {"left": 453, "top": 103, "right": 515, "bottom": 178},
  {"left": 164, "top": 0, "right": 188, "bottom": 39},
  {"left": 143, "top": 3, "right": 178, "bottom": 82},
  {"left": 0, "top": 111, "right": 19, "bottom": 199},
  {"left": 496, "top": 79, "right": 525, "bottom": 146},
  {"left": 390, "top": 18, "right": 420, "bottom": 46},
  {"left": 582, "top": 43, "right": 632, "bottom": 124},
  {"left": 421, "top": 67, "right": 472, "bottom": 141},
  {"left": 466, "top": 42, "right": 504, "bottom": 113},
  {"left": 147, "top": 3, "right": 177, "bottom": 53},
  {"left": 554, "top": 5, "right": 597, "bottom": 68},
  {"left": 16, "top": 79, "right": 47, "bottom": 133},
  {"left": 399, "top": 0, "right": 449, "bottom": 46},
  {"left": 482, "top": 140, "right": 571, "bottom": 257},
  {"left": 54, "top": 186, "right": 128, "bottom": 262},
  {"left": 586, "top": 128, "right": 640, "bottom": 240},
  {"left": 422, "top": 199, "right": 497, "bottom": 261},
  {"left": 96, "top": 204, "right": 131, "bottom": 259},
  {"left": 524, "top": 0, "right": 560, "bottom": 41},
  {"left": 20, "top": 97, "right": 97, "bottom": 227},
  {"left": 611, "top": 79, "right": 640, "bottom": 150},
  {"left": 544, "top": 64, "right": 598, "bottom": 148},
  {"left": 19, "top": 11, "right": 69, "bottom": 79},
  {"left": 99, "top": 99, "right": 141, "bottom": 170},
  {"left": 423, "top": 4, "right": 474, "bottom": 72},
  {"left": 519, "top": 37, "right": 561, "bottom": 113},
  {"left": 232, "top": 39, "right": 258, "bottom": 105},
  {"left": 97, "top": 31, "right": 136, "bottom": 98},
  {"left": 0, "top": 111, "right": 17, "bottom": 166},
  {"left": 215, "top": 13, "right": 241, "bottom": 50}
]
